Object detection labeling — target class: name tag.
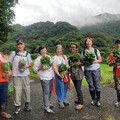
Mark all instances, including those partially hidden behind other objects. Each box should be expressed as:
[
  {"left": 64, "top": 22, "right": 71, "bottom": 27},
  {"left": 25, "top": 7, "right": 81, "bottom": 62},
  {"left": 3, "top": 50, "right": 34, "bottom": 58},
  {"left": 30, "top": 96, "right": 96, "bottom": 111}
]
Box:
[{"left": 117, "top": 63, "right": 120, "bottom": 68}]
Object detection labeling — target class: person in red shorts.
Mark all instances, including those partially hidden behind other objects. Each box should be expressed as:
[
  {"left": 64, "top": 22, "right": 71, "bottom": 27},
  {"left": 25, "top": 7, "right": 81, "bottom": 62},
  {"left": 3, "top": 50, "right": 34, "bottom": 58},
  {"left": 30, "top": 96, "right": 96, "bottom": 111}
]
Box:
[{"left": 108, "top": 39, "right": 120, "bottom": 107}]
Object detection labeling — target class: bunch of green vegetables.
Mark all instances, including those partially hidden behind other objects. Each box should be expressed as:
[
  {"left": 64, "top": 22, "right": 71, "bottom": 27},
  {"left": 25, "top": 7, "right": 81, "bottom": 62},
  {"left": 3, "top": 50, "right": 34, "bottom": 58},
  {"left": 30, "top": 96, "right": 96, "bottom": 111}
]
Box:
[
  {"left": 41, "top": 55, "right": 51, "bottom": 70},
  {"left": 58, "top": 63, "right": 67, "bottom": 76},
  {"left": 69, "top": 53, "right": 81, "bottom": 68},
  {"left": 83, "top": 52, "right": 95, "bottom": 65},
  {"left": 19, "top": 59, "right": 26, "bottom": 72},
  {"left": 1, "top": 61, "right": 10, "bottom": 77},
  {"left": 113, "top": 49, "right": 120, "bottom": 62}
]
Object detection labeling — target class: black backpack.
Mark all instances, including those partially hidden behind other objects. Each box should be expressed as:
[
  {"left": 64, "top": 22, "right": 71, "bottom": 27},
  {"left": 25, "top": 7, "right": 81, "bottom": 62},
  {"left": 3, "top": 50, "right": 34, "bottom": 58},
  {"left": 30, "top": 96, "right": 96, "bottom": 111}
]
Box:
[{"left": 13, "top": 50, "right": 28, "bottom": 61}]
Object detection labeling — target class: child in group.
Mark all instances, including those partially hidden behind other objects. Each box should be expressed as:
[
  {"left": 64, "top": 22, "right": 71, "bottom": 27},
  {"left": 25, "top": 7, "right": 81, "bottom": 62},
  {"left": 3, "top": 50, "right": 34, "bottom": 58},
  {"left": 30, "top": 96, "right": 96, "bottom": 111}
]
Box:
[{"left": 9, "top": 39, "right": 32, "bottom": 115}]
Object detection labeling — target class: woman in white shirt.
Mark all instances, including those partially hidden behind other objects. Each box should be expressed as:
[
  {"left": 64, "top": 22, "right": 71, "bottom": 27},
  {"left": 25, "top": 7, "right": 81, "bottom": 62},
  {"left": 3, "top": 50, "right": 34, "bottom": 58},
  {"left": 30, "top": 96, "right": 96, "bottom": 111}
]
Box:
[
  {"left": 33, "top": 46, "right": 54, "bottom": 114},
  {"left": 52, "top": 44, "right": 70, "bottom": 109}
]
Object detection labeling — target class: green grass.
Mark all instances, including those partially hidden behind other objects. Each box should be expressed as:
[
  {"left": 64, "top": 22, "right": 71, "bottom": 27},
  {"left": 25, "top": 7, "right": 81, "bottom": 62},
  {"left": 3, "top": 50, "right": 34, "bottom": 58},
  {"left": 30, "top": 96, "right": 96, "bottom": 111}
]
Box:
[
  {"left": 29, "top": 63, "right": 114, "bottom": 85},
  {"left": 8, "top": 83, "right": 13, "bottom": 96},
  {"left": 82, "top": 63, "right": 113, "bottom": 85},
  {"left": 8, "top": 63, "right": 114, "bottom": 96}
]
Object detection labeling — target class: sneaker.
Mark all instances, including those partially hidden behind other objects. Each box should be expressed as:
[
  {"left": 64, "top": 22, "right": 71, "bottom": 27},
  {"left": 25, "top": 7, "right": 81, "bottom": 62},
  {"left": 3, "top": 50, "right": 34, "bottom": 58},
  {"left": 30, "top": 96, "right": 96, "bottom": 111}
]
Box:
[
  {"left": 44, "top": 108, "right": 55, "bottom": 114},
  {"left": 91, "top": 100, "right": 96, "bottom": 106},
  {"left": 1, "top": 112, "right": 11, "bottom": 119},
  {"left": 75, "top": 104, "right": 83, "bottom": 110},
  {"left": 96, "top": 101, "right": 100, "bottom": 107},
  {"left": 115, "top": 102, "right": 120, "bottom": 107},
  {"left": 25, "top": 102, "right": 32, "bottom": 111},
  {"left": 13, "top": 106, "right": 20, "bottom": 115},
  {"left": 63, "top": 100, "right": 69, "bottom": 106},
  {"left": 74, "top": 100, "right": 79, "bottom": 104},
  {"left": 59, "top": 101, "right": 65, "bottom": 109},
  {"left": 50, "top": 103, "right": 54, "bottom": 109}
]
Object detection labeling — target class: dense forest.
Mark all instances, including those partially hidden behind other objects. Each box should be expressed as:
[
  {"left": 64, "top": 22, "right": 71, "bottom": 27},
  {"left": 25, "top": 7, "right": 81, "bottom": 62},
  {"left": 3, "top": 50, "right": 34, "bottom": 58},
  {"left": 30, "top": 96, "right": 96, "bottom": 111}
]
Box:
[
  {"left": 80, "top": 20, "right": 120, "bottom": 43},
  {"left": 1, "top": 13, "right": 120, "bottom": 63}
]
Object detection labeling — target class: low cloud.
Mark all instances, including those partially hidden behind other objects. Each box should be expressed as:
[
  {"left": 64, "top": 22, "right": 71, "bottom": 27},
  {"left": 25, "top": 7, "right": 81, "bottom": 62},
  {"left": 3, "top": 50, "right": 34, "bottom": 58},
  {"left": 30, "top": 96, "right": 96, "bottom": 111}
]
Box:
[{"left": 13, "top": 0, "right": 120, "bottom": 26}]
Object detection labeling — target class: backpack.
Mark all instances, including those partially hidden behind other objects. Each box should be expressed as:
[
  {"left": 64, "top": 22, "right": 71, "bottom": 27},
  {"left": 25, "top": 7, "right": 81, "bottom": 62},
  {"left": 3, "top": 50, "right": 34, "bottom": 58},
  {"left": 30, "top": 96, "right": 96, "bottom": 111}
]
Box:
[
  {"left": 82, "top": 48, "right": 98, "bottom": 60},
  {"left": 13, "top": 50, "right": 28, "bottom": 61}
]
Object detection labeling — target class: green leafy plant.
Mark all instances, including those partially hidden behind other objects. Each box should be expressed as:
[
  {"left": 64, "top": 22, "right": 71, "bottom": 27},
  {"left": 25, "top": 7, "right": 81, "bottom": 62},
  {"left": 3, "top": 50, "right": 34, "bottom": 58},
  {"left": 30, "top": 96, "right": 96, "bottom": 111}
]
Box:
[
  {"left": 58, "top": 63, "right": 67, "bottom": 76},
  {"left": 1, "top": 61, "right": 10, "bottom": 77},
  {"left": 113, "top": 49, "right": 120, "bottom": 62},
  {"left": 18, "top": 59, "right": 26, "bottom": 72},
  {"left": 69, "top": 53, "right": 81, "bottom": 68},
  {"left": 83, "top": 52, "right": 95, "bottom": 65},
  {"left": 41, "top": 55, "right": 51, "bottom": 70},
  {"left": 8, "top": 83, "right": 13, "bottom": 96}
]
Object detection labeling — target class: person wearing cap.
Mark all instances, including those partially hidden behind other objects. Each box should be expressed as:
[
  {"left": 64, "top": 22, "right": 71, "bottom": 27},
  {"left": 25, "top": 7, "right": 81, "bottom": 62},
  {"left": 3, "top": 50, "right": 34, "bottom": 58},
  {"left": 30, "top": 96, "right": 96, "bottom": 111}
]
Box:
[
  {"left": 52, "top": 44, "right": 70, "bottom": 109},
  {"left": 108, "top": 39, "right": 120, "bottom": 107},
  {"left": 8, "top": 39, "right": 32, "bottom": 115},
  {"left": 0, "top": 54, "right": 12, "bottom": 119},
  {"left": 81, "top": 37, "right": 102, "bottom": 107}
]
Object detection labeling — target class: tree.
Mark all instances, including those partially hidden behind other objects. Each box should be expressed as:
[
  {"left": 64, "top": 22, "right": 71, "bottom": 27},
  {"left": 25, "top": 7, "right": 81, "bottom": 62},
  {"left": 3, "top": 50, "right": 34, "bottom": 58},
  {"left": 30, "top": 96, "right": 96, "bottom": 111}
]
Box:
[{"left": 0, "top": 0, "right": 18, "bottom": 44}]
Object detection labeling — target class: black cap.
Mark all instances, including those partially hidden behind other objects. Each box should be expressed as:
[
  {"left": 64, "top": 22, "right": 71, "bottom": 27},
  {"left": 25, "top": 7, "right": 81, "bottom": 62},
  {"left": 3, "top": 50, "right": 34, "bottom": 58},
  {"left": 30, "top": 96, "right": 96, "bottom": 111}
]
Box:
[
  {"left": 16, "top": 39, "right": 24, "bottom": 44},
  {"left": 115, "top": 39, "right": 120, "bottom": 44}
]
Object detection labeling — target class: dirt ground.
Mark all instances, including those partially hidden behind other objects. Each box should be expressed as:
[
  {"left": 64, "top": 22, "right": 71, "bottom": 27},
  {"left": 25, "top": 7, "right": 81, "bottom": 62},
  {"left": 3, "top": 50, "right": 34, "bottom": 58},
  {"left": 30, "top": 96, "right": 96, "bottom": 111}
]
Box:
[{"left": 1, "top": 80, "right": 120, "bottom": 120}]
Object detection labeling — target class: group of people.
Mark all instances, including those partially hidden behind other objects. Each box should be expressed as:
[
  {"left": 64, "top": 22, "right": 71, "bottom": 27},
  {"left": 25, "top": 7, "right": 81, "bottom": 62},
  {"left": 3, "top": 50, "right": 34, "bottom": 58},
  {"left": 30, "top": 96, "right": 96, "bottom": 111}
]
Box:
[{"left": 0, "top": 37, "right": 120, "bottom": 119}]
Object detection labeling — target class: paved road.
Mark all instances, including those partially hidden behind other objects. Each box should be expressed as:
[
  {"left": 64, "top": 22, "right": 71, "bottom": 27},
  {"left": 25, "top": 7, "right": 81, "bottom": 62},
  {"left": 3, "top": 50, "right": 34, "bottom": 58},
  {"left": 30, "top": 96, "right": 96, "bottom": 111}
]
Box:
[{"left": 1, "top": 80, "right": 120, "bottom": 120}]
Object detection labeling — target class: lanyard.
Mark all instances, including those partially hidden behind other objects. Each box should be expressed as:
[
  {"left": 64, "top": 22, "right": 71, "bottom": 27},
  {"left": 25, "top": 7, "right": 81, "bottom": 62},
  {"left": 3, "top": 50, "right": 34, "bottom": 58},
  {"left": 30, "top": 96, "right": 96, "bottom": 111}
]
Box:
[{"left": 58, "top": 55, "right": 64, "bottom": 64}]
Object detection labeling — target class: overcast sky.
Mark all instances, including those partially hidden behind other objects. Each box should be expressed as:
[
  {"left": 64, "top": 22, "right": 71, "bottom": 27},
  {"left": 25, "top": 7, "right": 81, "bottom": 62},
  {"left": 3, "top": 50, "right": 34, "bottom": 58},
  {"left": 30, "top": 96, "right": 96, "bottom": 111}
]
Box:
[{"left": 13, "top": 0, "right": 120, "bottom": 26}]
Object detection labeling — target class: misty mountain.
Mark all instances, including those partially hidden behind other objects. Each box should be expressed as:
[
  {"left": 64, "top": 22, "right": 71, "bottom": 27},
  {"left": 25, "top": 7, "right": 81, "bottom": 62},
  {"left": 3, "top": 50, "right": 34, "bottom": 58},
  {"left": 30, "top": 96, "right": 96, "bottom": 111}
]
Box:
[
  {"left": 79, "top": 13, "right": 120, "bottom": 41},
  {"left": 77, "top": 13, "right": 120, "bottom": 28},
  {"left": 95, "top": 13, "right": 120, "bottom": 23}
]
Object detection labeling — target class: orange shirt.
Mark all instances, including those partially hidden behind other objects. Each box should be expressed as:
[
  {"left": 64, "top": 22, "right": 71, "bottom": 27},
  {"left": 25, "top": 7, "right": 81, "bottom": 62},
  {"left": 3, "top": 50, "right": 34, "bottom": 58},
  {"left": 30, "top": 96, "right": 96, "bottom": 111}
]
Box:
[
  {"left": 0, "top": 55, "right": 7, "bottom": 82},
  {"left": 108, "top": 53, "right": 120, "bottom": 76}
]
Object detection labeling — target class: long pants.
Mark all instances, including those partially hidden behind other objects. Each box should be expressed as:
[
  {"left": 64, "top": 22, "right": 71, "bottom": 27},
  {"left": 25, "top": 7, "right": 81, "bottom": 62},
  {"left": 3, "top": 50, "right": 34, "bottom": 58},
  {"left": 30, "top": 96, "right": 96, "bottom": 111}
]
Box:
[
  {"left": 0, "top": 82, "right": 8, "bottom": 104},
  {"left": 114, "top": 76, "right": 120, "bottom": 102},
  {"left": 13, "top": 76, "right": 30, "bottom": 106},
  {"left": 84, "top": 68, "right": 101, "bottom": 91},
  {"left": 40, "top": 79, "right": 53, "bottom": 109},
  {"left": 72, "top": 80, "right": 83, "bottom": 105},
  {"left": 55, "top": 74, "right": 68, "bottom": 102}
]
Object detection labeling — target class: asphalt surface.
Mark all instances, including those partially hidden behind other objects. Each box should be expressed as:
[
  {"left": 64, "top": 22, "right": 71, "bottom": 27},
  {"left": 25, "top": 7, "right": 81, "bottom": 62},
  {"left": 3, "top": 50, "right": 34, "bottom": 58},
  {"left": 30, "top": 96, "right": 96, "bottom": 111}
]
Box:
[{"left": 1, "top": 80, "right": 120, "bottom": 120}]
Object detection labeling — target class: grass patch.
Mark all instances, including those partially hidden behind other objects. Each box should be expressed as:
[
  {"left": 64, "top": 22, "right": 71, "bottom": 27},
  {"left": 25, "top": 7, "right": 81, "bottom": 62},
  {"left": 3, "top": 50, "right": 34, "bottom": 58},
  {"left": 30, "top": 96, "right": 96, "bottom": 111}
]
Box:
[
  {"left": 71, "top": 63, "right": 114, "bottom": 85},
  {"left": 8, "top": 83, "right": 13, "bottom": 96},
  {"left": 29, "top": 63, "right": 114, "bottom": 86}
]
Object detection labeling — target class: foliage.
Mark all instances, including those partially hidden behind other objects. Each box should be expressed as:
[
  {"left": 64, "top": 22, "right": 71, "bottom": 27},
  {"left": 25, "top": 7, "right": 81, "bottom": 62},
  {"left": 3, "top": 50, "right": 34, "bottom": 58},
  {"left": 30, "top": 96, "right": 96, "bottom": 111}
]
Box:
[
  {"left": 58, "top": 63, "right": 67, "bottom": 76},
  {"left": 0, "top": 21, "right": 111, "bottom": 63},
  {"left": 40, "top": 55, "right": 51, "bottom": 70},
  {"left": 80, "top": 20, "right": 120, "bottom": 44},
  {"left": 1, "top": 61, "right": 10, "bottom": 77},
  {"left": 83, "top": 52, "right": 95, "bottom": 65},
  {"left": 18, "top": 59, "right": 26, "bottom": 72},
  {"left": 69, "top": 53, "right": 81, "bottom": 68},
  {"left": 8, "top": 83, "right": 13, "bottom": 96},
  {"left": 112, "top": 49, "right": 120, "bottom": 62},
  {"left": 31, "top": 53, "right": 39, "bottom": 60},
  {"left": 0, "top": 0, "right": 18, "bottom": 43}
]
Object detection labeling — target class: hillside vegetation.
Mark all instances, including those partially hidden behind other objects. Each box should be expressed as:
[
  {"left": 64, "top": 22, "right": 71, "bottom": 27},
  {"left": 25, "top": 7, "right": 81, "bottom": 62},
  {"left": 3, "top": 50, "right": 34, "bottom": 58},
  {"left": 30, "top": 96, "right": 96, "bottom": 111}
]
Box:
[{"left": 1, "top": 13, "right": 119, "bottom": 63}]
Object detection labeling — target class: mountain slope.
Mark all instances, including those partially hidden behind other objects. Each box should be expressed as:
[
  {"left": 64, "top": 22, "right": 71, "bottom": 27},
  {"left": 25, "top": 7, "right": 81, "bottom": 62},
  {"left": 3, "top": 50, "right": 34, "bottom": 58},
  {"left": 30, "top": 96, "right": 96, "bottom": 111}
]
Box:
[{"left": 79, "top": 13, "right": 120, "bottom": 41}]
